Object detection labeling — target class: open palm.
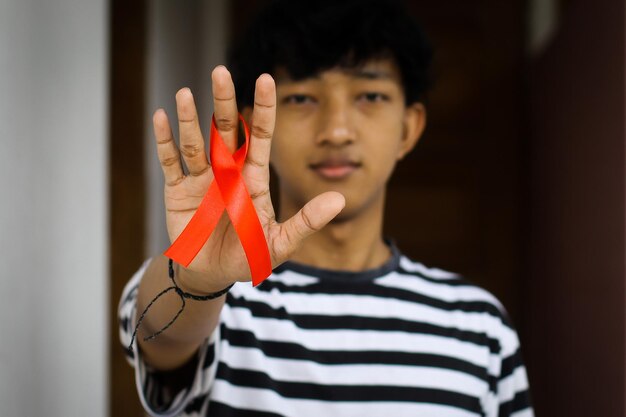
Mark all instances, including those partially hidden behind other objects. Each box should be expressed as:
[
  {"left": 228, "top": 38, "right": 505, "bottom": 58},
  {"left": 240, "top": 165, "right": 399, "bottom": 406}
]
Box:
[{"left": 153, "top": 66, "right": 345, "bottom": 293}]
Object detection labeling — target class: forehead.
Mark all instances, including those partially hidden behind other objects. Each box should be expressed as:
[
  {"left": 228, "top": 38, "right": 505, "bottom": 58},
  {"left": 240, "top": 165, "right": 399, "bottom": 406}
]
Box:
[{"left": 274, "top": 58, "right": 402, "bottom": 85}]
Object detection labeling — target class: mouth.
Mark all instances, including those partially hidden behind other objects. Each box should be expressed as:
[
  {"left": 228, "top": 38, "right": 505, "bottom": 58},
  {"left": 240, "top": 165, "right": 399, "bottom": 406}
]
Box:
[{"left": 309, "top": 158, "right": 361, "bottom": 180}]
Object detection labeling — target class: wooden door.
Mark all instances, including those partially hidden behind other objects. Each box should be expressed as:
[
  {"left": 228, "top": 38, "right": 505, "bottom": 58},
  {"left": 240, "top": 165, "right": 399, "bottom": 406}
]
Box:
[{"left": 109, "top": 0, "right": 147, "bottom": 415}]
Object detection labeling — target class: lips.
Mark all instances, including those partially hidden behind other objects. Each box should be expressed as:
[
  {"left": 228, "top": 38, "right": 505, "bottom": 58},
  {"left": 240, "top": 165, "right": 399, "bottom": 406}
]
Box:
[{"left": 309, "top": 157, "right": 361, "bottom": 180}]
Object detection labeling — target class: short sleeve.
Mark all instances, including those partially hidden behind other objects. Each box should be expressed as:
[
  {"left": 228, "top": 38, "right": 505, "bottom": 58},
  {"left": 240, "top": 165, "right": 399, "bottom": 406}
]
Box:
[
  {"left": 496, "top": 342, "right": 533, "bottom": 417},
  {"left": 117, "top": 259, "right": 221, "bottom": 417},
  {"left": 482, "top": 307, "right": 534, "bottom": 417}
]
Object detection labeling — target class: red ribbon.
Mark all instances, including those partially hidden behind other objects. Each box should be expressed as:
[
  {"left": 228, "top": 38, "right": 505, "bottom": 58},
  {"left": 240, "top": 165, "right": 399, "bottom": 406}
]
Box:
[{"left": 164, "top": 114, "right": 272, "bottom": 286}]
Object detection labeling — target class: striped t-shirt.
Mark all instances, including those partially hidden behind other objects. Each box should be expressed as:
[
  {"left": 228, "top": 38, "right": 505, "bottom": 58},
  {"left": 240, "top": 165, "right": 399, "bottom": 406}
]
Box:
[{"left": 119, "top": 244, "right": 533, "bottom": 417}]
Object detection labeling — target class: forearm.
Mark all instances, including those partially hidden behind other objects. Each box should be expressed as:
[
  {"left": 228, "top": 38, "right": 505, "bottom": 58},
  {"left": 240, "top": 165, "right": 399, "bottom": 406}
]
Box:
[{"left": 135, "top": 254, "right": 232, "bottom": 371}]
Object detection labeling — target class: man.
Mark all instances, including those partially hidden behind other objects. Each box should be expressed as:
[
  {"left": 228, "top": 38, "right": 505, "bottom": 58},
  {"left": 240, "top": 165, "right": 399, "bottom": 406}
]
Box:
[{"left": 119, "top": 1, "right": 533, "bottom": 416}]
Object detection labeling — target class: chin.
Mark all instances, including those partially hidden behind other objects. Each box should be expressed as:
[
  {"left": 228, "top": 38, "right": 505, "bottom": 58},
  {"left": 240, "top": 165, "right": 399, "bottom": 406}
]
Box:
[
  {"left": 329, "top": 213, "right": 350, "bottom": 225},
  {"left": 328, "top": 204, "right": 361, "bottom": 224}
]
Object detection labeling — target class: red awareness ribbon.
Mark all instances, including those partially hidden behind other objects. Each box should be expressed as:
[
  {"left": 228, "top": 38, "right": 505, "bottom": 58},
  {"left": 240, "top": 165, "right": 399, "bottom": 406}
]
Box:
[{"left": 164, "top": 114, "right": 272, "bottom": 286}]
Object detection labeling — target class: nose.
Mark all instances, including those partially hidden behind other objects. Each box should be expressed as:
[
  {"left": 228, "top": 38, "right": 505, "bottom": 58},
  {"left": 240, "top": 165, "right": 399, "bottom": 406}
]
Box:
[{"left": 315, "top": 97, "right": 356, "bottom": 146}]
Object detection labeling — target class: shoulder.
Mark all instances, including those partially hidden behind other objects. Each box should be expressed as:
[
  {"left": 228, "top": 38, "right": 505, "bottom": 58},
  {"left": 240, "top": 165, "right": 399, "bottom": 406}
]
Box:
[
  {"left": 379, "top": 255, "right": 521, "bottom": 356},
  {"left": 392, "top": 255, "right": 506, "bottom": 311},
  {"left": 390, "top": 255, "right": 507, "bottom": 312}
]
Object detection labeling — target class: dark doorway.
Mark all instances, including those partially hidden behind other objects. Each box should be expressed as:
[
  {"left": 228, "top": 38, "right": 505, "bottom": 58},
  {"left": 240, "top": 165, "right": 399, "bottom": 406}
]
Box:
[{"left": 108, "top": 1, "right": 626, "bottom": 415}]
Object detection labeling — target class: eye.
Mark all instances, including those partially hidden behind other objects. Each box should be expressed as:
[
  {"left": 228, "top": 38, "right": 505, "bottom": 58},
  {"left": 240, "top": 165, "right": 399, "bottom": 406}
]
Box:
[
  {"left": 283, "top": 94, "right": 316, "bottom": 105},
  {"left": 357, "top": 92, "right": 389, "bottom": 103}
]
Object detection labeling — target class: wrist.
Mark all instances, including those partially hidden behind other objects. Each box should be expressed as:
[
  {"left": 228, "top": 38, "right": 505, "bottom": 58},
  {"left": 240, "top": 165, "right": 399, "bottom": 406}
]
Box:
[{"left": 175, "top": 262, "right": 236, "bottom": 296}]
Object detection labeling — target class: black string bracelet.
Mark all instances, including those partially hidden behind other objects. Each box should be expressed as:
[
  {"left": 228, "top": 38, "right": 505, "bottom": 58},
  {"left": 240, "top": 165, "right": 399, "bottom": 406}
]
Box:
[{"left": 128, "top": 259, "right": 234, "bottom": 354}]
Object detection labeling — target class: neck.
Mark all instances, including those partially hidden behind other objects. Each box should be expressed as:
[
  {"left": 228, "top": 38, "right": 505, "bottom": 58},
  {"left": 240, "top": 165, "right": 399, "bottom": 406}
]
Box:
[{"left": 278, "top": 190, "right": 391, "bottom": 271}]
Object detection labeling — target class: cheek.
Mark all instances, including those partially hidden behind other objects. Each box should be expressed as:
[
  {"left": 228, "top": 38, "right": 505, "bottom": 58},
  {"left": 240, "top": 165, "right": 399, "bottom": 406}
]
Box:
[
  {"left": 269, "top": 138, "right": 292, "bottom": 175},
  {"left": 369, "top": 147, "right": 401, "bottom": 183},
  {"left": 271, "top": 115, "right": 317, "bottom": 159},
  {"left": 269, "top": 133, "right": 308, "bottom": 178},
  {"left": 363, "top": 120, "right": 405, "bottom": 159},
  {"left": 271, "top": 121, "right": 295, "bottom": 158},
  {"left": 361, "top": 128, "right": 405, "bottom": 185}
]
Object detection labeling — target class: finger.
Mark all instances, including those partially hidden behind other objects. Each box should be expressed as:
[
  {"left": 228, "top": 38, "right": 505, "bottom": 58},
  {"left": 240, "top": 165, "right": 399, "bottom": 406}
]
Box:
[
  {"left": 241, "top": 74, "right": 276, "bottom": 211},
  {"left": 211, "top": 66, "right": 239, "bottom": 153},
  {"left": 275, "top": 192, "right": 346, "bottom": 260},
  {"left": 153, "top": 108, "right": 184, "bottom": 186},
  {"left": 176, "top": 87, "right": 209, "bottom": 176},
  {"left": 246, "top": 74, "right": 276, "bottom": 173}
]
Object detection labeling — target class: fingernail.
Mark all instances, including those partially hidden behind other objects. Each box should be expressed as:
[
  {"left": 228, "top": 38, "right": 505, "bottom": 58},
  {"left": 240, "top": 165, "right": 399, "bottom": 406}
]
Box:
[{"left": 176, "top": 87, "right": 192, "bottom": 98}]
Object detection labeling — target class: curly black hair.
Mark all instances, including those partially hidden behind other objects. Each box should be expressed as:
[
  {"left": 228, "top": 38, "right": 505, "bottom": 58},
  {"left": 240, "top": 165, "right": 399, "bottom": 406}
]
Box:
[{"left": 228, "top": 0, "right": 434, "bottom": 108}]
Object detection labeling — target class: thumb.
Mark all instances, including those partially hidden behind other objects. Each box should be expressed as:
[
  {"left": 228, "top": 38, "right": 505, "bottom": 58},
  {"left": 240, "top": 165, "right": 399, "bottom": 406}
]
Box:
[{"left": 274, "top": 191, "right": 345, "bottom": 261}]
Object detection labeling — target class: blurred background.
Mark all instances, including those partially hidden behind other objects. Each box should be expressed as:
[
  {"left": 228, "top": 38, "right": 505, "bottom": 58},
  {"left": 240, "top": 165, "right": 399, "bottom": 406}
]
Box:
[{"left": 1, "top": 0, "right": 624, "bottom": 416}]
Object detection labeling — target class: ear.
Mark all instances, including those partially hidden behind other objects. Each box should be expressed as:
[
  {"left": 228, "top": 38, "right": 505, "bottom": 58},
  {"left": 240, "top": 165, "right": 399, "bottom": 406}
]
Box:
[{"left": 397, "top": 102, "right": 426, "bottom": 160}]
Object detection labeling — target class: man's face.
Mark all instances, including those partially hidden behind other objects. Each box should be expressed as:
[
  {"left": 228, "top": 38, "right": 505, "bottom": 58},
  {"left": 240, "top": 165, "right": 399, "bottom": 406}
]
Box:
[{"left": 270, "top": 58, "right": 425, "bottom": 221}]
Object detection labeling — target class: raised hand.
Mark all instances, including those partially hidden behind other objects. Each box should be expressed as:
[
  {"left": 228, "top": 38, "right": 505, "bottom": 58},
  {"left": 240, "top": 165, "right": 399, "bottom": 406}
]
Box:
[{"left": 152, "top": 66, "right": 345, "bottom": 293}]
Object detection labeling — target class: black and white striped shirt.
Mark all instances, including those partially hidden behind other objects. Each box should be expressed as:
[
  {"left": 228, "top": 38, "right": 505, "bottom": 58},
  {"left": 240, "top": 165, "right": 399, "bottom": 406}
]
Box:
[{"left": 119, "top": 244, "right": 533, "bottom": 417}]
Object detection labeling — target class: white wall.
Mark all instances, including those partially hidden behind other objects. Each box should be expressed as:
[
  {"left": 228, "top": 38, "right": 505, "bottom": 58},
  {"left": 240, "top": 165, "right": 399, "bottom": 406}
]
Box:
[
  {"left": 146, "top": 0, "right": 229, "bottom": 256},
  {"left": 0, "top": 0, "right": 108, "bottom": 416}
]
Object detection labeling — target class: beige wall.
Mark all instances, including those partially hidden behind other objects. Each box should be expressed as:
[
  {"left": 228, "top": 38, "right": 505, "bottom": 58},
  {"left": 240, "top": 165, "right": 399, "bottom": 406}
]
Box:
[{"left": 0, "top": 0, "right": 108, "bottom": 415}]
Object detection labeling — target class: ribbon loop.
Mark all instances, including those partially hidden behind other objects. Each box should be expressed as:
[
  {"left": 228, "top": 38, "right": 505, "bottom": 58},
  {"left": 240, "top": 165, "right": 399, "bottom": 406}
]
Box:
[{"left": 164, "top": 114, "right": 272, "bottom": 286}]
